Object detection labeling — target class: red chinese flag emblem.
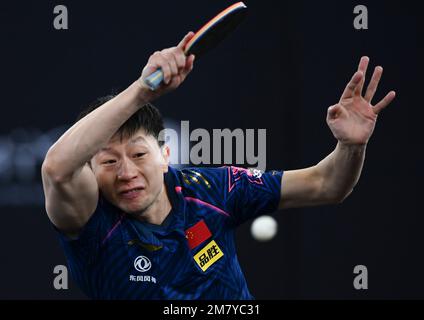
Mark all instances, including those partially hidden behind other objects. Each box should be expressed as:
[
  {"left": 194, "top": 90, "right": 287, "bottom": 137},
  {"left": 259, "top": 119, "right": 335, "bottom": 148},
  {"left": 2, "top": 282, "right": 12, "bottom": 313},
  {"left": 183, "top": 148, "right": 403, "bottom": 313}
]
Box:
[{"left": 185, "top": 219, "right": 212, "bottom": 250}]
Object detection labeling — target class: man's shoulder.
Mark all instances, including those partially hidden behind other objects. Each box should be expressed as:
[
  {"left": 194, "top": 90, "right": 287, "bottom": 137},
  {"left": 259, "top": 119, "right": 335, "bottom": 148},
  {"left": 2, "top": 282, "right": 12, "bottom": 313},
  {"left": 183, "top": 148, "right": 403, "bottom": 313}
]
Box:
[
  {"left": 172, "top": 165, "right": 272, "bottom": 192},
  {"left": 177, "top": 166, "right": 228, "bottom": 188},
  {"left": 167, "top": 166, "right": 229, "bottom": 201}
]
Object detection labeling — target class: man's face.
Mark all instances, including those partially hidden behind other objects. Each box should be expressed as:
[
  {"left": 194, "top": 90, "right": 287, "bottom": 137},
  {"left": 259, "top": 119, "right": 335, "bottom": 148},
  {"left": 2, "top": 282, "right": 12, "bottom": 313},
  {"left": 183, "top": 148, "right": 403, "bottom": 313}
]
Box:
[{"left": 91, "top": 129, "right": 169, "bottom": 216}]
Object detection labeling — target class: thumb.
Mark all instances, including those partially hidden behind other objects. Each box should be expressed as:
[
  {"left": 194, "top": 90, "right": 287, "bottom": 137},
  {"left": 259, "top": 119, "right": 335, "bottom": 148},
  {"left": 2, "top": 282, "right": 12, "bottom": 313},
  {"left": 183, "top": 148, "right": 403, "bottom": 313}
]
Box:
[{"left": 327, "top": 104, "right": 341, "bottom": 119}]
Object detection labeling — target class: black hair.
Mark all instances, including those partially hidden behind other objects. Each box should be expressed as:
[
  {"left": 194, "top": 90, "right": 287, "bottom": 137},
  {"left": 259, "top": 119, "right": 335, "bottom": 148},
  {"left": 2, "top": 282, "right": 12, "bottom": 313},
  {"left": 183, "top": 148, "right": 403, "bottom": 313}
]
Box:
[{"left": 77, "top": 94, "right": 165, "bottom": 147}]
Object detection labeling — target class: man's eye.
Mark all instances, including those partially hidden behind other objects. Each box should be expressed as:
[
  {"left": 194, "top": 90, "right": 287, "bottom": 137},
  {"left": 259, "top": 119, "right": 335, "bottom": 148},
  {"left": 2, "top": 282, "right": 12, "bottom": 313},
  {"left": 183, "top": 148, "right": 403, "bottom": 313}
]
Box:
[
  {"left": 102, "top": 159, "right": 116, "bottom": 165},
  {"left": 134, "top": 153, "right": 146, "bottom": 158}
]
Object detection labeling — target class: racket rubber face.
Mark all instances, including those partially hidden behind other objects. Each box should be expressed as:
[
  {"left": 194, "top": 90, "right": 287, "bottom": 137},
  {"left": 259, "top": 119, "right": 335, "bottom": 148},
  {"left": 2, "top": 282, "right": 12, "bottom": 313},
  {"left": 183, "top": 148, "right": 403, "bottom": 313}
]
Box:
[{"left": 184, "top": 2, "right": 248, "bottom": 58}]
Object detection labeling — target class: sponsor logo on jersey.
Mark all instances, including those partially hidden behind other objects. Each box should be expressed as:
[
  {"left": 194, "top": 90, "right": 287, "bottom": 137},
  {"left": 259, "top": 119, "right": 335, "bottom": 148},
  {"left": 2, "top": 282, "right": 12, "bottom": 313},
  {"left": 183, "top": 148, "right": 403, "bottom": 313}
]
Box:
[
  {"left": 134, "top": 255, "right": 152, "bottom": 272},
  {"left": 129, "top": 255, "right": 157, "bottom": 283},
  {"left": 193, "top": 240, "right": 224, "bottom": 272}
]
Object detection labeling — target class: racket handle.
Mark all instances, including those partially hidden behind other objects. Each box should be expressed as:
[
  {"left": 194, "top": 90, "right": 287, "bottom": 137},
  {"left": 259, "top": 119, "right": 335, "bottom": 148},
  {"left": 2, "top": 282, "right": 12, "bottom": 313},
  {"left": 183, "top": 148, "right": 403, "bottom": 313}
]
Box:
[{"left": 144, "top": 68, "right": 164, "bottom": 91}]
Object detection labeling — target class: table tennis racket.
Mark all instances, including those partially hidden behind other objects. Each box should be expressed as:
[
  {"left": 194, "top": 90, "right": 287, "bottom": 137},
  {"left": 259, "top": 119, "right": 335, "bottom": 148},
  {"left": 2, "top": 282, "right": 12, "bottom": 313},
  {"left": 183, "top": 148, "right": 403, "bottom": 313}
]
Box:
[{"left": 144, "top": 2, "right": 248, "bottom": 90}]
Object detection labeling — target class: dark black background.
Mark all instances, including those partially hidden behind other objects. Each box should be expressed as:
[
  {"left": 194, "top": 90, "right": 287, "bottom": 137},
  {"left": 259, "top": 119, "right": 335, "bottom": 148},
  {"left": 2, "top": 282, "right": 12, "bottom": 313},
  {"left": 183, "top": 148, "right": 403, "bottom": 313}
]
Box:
[{"left": 0, "top": 0, "right": 422, "bottom": 299}]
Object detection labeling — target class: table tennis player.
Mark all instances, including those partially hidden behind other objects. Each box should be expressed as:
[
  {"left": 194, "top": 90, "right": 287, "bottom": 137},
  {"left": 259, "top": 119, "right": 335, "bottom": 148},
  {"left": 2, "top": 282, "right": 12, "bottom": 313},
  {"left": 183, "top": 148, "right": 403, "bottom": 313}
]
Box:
[{"left": 41, "top": 25, "right": 395, "bottom": 299}]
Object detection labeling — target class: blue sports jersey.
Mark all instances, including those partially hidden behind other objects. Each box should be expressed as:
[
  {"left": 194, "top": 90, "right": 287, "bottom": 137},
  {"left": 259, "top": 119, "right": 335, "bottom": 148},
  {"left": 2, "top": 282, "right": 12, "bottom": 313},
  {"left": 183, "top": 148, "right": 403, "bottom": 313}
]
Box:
[{"left": 57, "top": 166, "right": 283, "bottom": 299}]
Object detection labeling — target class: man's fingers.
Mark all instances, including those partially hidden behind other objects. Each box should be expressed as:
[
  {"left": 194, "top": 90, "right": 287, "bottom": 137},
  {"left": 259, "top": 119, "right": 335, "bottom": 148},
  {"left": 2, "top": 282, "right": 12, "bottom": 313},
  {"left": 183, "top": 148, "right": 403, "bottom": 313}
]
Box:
[
  {"left": 177, "top": 31, "right": 195, "bottom": 51},
  {"left": 143, "top": 31, "right": 194, "bottom": 87},
  {"left": 174, "top": 49, "right": 187, "bottom": 70},
  {"left": 364, "top": 66, "right": 383, "bottom": 102},
  {"left": 164, "top": 47, "right": 186, "bottom": 69},
  {"left": 373, "top": 91, "right": 396, "bottom": 114},
  {"left": 180, "top": 54, "right": 195, "bottom": 80},
  {"left": 151, "top": 52, "right": 172, "bottom": 84},
  {"left": 186, "top": 54, "right": 195, "bottom": 70},
  {"left": 340, "top": 71, "right": 363, "bottom": 100},
  {"left": 162, "top": 50, "right": 179, "bottom": 77},
  {"left": 355, "top": 56, "right": 369, "bottom": 95}
]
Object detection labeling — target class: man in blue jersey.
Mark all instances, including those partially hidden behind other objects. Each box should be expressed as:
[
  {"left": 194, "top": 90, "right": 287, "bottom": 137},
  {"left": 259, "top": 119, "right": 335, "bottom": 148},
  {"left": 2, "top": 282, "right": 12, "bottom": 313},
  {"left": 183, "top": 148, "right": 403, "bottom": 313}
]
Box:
[{"left": 41, "top": 32, "right": 395, "bottom": 299}]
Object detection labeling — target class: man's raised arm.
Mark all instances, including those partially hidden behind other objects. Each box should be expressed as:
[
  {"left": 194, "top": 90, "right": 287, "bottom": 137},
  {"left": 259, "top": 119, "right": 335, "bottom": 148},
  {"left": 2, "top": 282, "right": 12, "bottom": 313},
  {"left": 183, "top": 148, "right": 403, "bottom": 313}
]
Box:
[
  {"left": 41, "top": 32, "right": 195, "bottom": 234},
  {"left": 279, "top": 56, "right": 396, "bottom": 209}
]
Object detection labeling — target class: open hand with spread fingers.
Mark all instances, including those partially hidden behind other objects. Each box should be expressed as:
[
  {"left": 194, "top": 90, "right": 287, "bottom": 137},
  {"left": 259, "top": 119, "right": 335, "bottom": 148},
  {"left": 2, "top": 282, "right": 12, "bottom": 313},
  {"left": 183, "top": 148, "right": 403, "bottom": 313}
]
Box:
[{"left": 327, "top": 56, "right": 396, "bottom": 146}]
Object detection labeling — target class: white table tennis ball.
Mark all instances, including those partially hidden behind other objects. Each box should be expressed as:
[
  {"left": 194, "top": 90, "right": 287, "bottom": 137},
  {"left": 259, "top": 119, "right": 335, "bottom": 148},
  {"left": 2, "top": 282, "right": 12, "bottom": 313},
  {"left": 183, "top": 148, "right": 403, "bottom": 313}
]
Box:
[{"left": 251, "top": 215, "right": 278, "bottom": 242}]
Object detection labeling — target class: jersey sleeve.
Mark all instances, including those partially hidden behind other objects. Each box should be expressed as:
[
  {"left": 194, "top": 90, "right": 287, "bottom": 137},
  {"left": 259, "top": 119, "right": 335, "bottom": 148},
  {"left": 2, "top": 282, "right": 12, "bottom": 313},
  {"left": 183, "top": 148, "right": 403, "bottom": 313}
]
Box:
[
  {"left": 54, "top": 200, "right": 106, "bottom": 267},
  {"left": 223, "top": 166, "right": 283, "bottom": 226}
]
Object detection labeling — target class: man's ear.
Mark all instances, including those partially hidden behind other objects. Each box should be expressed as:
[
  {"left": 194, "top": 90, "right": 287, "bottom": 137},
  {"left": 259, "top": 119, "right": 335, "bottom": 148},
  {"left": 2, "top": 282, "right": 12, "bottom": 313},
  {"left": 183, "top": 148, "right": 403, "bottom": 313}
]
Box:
[{"left": 161, "top": 145, "right": 170, "bottom": 172}]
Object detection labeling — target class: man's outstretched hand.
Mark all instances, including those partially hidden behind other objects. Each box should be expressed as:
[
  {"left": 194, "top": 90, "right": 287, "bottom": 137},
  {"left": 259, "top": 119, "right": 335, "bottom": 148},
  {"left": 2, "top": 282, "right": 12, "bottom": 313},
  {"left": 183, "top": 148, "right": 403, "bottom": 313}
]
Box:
[{"left": 327, "top": 56, "right": 396, "bottom": 146}]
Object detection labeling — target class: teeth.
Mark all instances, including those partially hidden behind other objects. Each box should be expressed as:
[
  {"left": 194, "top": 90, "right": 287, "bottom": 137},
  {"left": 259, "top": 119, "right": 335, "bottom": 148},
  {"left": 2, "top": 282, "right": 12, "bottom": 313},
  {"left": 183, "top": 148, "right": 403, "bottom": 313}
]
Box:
[{"left": 123, "top": 188, "right": 141, "bottom": 193}]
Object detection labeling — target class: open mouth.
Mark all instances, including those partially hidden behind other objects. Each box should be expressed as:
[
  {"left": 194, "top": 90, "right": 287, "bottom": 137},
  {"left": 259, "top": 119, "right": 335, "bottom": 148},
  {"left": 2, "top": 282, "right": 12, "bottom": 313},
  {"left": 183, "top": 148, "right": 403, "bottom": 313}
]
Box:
[{"left": 120, "top": 187, "right": 145, "bottom": 200}]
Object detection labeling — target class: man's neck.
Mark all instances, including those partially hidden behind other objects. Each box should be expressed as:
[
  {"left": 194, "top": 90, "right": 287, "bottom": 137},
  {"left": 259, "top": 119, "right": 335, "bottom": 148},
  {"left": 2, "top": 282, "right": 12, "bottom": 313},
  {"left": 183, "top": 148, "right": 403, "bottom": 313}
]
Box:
[{"left": 137, "top": 183, "right": 172, "bottom": 225}]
